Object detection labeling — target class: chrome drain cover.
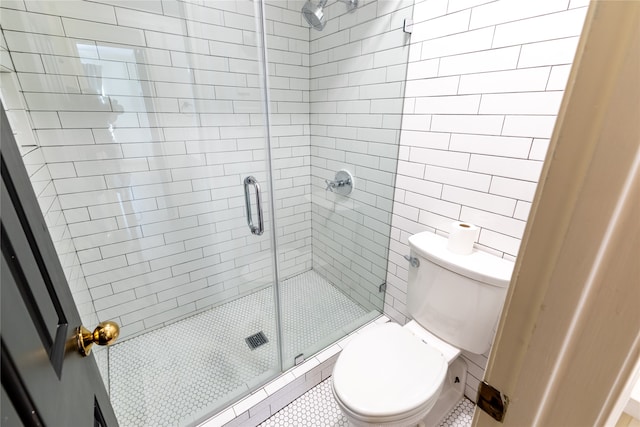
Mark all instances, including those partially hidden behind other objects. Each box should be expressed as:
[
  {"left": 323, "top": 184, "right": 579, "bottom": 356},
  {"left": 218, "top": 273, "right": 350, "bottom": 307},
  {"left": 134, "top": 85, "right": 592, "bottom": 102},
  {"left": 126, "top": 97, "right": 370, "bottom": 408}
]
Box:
[{"left": 245, "top": 331, "right": 268, "bottom": 350}]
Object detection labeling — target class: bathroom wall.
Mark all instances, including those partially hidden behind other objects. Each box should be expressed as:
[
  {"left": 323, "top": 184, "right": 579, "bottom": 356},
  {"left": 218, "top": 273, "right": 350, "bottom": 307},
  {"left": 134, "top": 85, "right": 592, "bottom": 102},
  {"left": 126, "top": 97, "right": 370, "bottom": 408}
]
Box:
[
  {"left": 263, "top": 0, "right": 313, "bottom": 281},
  {"left": 0, "top": 31, "right": 98, "bottom": 330},
  {"left": 309, "top": 0, "right": 414, "bottom": 311},
  {"left": 383, "top": 0, "right": 589, "bottom": 399},
  {"left": 0, "top": 0, "right": 310, "bottom": 341}
]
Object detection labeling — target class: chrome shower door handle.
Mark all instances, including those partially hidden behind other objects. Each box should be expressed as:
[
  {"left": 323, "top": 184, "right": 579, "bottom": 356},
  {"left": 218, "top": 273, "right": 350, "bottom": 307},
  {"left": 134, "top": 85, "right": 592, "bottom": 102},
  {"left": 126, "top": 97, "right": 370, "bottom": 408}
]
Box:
[{"left": 243, "top": 176, "right": 264, "bottom": 236}]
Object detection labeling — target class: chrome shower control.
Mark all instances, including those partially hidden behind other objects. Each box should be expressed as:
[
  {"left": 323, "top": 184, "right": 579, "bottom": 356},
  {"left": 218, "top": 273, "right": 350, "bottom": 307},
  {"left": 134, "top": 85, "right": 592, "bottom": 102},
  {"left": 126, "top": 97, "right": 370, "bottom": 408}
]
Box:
[
  {"left": 404, "top": 254, "right": 420, "bottom": 268},
  {"left": 324, "top": 169, "right": 354, "bottom": 196}
]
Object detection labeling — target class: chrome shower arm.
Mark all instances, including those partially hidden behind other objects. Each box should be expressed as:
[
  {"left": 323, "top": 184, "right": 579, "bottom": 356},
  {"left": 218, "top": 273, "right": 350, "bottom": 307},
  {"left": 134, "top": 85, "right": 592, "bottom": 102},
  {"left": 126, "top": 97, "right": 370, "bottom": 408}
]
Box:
[{"left": 336, "top": 0, "right": 358, "bottom": 11}]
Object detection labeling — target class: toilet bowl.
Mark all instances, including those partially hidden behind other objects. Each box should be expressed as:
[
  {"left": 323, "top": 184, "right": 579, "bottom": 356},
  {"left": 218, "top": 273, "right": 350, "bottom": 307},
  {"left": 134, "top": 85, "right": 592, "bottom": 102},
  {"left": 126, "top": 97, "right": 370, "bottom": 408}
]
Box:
[
  {"left": 331, "top": 231, "right": 514, "bottom": 426},
  {"left": 331, "top": 321, "right": 462, "bottom": 427}
]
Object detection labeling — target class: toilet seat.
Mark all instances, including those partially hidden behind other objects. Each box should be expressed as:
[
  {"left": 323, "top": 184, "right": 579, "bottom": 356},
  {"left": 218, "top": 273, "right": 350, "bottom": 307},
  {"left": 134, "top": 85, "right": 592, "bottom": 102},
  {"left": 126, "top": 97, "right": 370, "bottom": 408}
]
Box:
[{"left": 332, "top": 323, "right": 448, "bottom": 423}]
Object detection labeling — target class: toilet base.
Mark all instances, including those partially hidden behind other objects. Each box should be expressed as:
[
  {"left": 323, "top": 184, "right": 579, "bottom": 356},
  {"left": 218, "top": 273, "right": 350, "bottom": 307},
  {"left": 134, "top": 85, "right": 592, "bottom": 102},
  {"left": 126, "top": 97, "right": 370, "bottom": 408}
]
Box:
[{"left": 422, "top": 357, "right": 467, "bottom": 426}]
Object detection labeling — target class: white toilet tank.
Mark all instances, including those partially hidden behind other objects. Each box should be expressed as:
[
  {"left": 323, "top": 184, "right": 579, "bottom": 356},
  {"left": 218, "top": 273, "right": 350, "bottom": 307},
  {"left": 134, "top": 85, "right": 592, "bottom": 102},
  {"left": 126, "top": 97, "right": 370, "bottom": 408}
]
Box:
[{"left": 407, "top": 232, "right": 514, "bottom": 354}]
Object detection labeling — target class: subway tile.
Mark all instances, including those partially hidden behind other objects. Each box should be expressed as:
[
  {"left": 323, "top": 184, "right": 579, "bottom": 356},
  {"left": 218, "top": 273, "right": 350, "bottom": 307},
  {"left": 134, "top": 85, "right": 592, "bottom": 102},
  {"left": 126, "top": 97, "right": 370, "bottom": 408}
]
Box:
[
  {"left": 59, "top": 112, "right": 140, "bottom": 129},
  {"left": 502, "top": 115, "right": 557, "bottom": 138},
  {"left": 101, "top": 235, "right": 165, "bottom": 259},
  {"left": 489, "top": 176, "right": 538, "bottom": 202},
  {"left": 468, "top": 154, "right": 543, "bottom": 181},
  {"left": 105, "top": 170, "right": 172, "bottom": 188},
  {"left": 93, "top": 128, "right": 162, "bottom": 145},
  {"left": 42, "top": 145, "right": 122, "bottom": 163},
  {"left": 18, "top": 73, "right": 81, "bottom": 93},
  {"left": 476, "top": 228, "right": 521, "bottom": 256},
  {"left": 442, "top": 185, "right": 516, "bottom": 216},
  {"left": 405, "top": 76, "right": 459, "bottom": 97},
  {"left": 458, "top": 67, "right": 550, "bottom": 94},
  {"left": 529, "top": 139, "right": 550, "bottom": 161},
  {"left": 0, "top": 8, "right": 65, "bottom": 36},
  {"left": 36, "top": 129, "right": 94, "bottom": 146},
  {"left": 141, "top": 217, "right": 198, "bottom": 237},
  {"left": 10, "top": 53, "right": 45, "bottom": 73},
  {"left": 461, "top": 206, "right": 525, "bottom": 239},
  {"left": 400, "top": 130, "right": 449, "bottom": 149},
  {"left": 406, "top": 58, "right": 439, "bottom": 81},
  {"left": 132, "top": 181, "right": 192, "bottom": 199},
  {"left": 129, "top": 271, "right": 189, "bottom": 297},
  {"left": 25, "top": 1, "right": 117, "bottom": 24},
  {"left": 424, "top": 165, "right": 491, "bottom": 192},
  {"left": 479, "top": 92, "right": 564, "bottom": 115},
  {"left": 412, "top": 9, "right": 471, "bottom": 43},
  {"left": 449, "top": 134, "right": 532, "bottom": 158},
  {"left": 514, "top": 201, "right": 532, "bottom": 221},
  {"left": 24, "top": 92, "right": 114, "bottom": 112},
  {"left": 69, "top": 217, "right": 118, "bottom": 238},
  {"left": 162, "top": 2, "right": 224, "bottom": 26},
  {"left": 145, "top": 31, "right": 209, "bottom": 55},
  {"left": 63, "top": 17, "right": 145, "bottom": 46},
  {"left": 406, "top": 192, "right": 461, "bottom": 218},
  {"left": 122, "top": 142, "right": 187, "bottom": 158},
  {"left": 412, "top": 0, "right": 448, "bottom": 22},
  {"left": 74, "top": 158, "right": 149, "bottom": 177},
  {"left": 115, "top": 7, "right": 186, "bottom": 34},
  {"left": 70, "top": 219, "right": 136, "bottom": 250},
  {"left": 54, "top": 176, "right": 106, "bottom": 194},
  {"left": 420, "top": 27, "right": 493, "bottom": 60},
  {"left": 431, "top": 114, "right": 504, "bottom": 135},
  {"left": 470, "top": 0, "right": 569, "bottom": 29},
  {"left": 546, "top": 65, "right": 572, "bottom": 91},
  {"left": 438, "top": 46, "right": 520, "bottom": 76},
  {"left": 447, "top": 0, "right": 499, "bottom": 13},
  {"left": 414, "top": 95, "right": 481, "bottom": 115},
  {"left": 518, "top": 37, "right": 580, "bottom": 68},
  {"left": 492, "top": 8, "right": 588, "bottom": 48}
]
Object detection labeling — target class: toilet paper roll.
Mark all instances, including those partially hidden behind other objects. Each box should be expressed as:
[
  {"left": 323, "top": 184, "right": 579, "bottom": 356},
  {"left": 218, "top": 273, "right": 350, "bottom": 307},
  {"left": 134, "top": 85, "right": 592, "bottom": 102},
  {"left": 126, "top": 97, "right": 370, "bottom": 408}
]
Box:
[{"left": 446, "top": 222, "right": 479, "bottom": 255}]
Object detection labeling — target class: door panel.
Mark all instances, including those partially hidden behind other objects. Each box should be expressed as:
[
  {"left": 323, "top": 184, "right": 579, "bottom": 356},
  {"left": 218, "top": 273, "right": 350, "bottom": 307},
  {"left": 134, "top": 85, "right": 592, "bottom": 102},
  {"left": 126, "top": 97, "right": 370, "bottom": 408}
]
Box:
[{"left": 0, "top": 105, "right": 118, "bottom": 426}]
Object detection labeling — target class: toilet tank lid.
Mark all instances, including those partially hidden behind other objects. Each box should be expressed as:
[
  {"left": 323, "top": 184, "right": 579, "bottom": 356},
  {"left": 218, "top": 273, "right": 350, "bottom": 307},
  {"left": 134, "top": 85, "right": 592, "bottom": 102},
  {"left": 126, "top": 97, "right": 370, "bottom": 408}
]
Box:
[{"left": 408, "top": 232, "right": 514, "bottom": 288}]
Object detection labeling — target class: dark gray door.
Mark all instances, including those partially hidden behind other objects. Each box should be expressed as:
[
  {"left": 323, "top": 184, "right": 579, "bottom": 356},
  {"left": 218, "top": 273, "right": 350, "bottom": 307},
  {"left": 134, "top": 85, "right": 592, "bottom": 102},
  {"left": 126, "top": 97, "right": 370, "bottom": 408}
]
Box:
[{"left": 1, "top": 105, "right": 118, "bottom": 426}]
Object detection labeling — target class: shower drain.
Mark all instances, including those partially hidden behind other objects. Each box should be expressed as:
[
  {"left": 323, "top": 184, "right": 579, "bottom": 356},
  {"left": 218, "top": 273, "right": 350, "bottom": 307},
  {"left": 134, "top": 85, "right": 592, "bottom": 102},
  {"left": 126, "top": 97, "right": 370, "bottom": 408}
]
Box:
[{"left": 245, "top": 331, "right": 268, "bottom": 350}]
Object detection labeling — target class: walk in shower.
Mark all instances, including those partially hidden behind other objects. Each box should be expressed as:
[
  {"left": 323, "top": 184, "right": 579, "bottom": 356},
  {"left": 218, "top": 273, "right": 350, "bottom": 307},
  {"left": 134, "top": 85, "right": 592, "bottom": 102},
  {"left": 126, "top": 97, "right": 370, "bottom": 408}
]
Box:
[{"left": 0, "top": 0, "right": 413, "bottom": 424}]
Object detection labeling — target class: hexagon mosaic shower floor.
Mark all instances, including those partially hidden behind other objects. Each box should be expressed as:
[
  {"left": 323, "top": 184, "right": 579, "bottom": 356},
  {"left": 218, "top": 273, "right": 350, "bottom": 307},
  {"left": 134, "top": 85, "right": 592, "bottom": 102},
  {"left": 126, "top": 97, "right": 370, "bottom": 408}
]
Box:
[
  {"left": 108, "top": 270, "right": 369, "bottom": 426},
  {"left": 260, "top": 378, "right": 475, "bottom": 427}
]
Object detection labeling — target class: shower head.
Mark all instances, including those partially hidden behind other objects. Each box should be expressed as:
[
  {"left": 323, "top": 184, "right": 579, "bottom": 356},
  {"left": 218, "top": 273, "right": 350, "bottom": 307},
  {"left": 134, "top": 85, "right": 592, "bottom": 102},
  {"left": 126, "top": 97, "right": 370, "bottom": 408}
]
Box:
[
  {"left": 302, "top": 0, "right": 358, "bottom": 31},
  {"left": 302, "top": 0, "right": 328, "bottom": 31}
]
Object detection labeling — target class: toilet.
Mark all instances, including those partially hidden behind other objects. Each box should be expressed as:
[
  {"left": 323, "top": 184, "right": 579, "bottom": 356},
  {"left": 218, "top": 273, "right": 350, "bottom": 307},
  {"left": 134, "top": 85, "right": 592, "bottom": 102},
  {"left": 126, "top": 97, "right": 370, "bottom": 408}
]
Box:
[{"left": 331, "top": 231, "right": 514, "bottom": 426}]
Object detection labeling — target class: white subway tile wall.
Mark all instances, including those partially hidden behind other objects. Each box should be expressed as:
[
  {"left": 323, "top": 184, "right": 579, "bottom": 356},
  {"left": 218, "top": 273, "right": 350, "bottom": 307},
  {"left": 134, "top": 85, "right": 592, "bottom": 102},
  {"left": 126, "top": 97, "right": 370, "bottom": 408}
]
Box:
[
  {"left": 309, "top": 0, "right": 414, "bottom": 312},
  {"left": 1, "top": 15, "right": 104, "bottom": 375},
  {"left": 0, "top": 0, "right": 312, "bottom": 343},
  {"left": 384, "top": 0, "right": 588, "bottom": 400}
]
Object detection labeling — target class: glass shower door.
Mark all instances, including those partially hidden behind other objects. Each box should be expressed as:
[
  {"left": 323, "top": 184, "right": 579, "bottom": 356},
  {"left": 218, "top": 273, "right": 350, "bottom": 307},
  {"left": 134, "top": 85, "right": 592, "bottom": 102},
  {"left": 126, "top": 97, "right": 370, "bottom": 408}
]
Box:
[{"left": 0, "top": 0, "right": 281, "bottom": 425}]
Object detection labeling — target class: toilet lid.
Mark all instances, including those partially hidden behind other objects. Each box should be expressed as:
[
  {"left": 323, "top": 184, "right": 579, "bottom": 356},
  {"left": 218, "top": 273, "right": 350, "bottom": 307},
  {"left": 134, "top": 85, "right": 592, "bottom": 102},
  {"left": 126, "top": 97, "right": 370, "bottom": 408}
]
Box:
[{"left": 333, "top": 323, "right": 448, "bottom": 419}]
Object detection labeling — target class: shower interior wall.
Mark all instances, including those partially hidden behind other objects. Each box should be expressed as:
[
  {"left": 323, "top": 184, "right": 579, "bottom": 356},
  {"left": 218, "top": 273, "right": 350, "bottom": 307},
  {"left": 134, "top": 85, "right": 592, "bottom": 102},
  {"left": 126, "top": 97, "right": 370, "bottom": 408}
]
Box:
[
  {"left": 1, "top": 0, "right": 411, "bottom": 359},
  {"left": 0, "top": 29, "right": 97, "bottom": 333},
  {"left": 0, "top": 0, "right": 316, "bottom": 347}
]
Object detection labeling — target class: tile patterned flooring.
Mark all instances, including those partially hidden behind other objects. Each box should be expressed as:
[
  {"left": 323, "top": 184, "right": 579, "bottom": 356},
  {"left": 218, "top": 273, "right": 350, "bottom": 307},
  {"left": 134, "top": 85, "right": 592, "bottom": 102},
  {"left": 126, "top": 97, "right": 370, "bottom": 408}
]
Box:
[
  {"left": 260, "top": 378, "right": 475, "bottom": 427},
  {"left": 108, "top": 270, "right": 368, "bottom": 427}
]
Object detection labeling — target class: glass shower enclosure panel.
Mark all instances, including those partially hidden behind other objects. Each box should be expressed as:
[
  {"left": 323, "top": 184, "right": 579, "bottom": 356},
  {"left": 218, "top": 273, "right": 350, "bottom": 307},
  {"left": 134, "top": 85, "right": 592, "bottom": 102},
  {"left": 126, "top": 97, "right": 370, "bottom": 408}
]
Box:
[
  {"left": 0, "top": 1, "right": 281, "bottom": 425},
  {"left": 264, "top": 0, "right": 413, "bottom": 369}
]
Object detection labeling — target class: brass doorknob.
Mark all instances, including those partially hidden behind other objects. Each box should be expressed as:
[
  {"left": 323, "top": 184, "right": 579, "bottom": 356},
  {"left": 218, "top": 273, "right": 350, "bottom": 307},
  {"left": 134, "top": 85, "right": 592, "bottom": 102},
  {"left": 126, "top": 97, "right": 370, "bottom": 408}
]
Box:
[{"left": 75, "top": 321, "right": 120, "bottom": 356}]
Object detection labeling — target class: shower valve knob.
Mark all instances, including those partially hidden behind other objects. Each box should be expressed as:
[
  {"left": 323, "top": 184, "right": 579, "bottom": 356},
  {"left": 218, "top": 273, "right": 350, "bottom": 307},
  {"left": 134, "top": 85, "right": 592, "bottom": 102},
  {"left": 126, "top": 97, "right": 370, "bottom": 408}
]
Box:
[{"left": 75, "top": 321, "right": 120, "bottom": 357}]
